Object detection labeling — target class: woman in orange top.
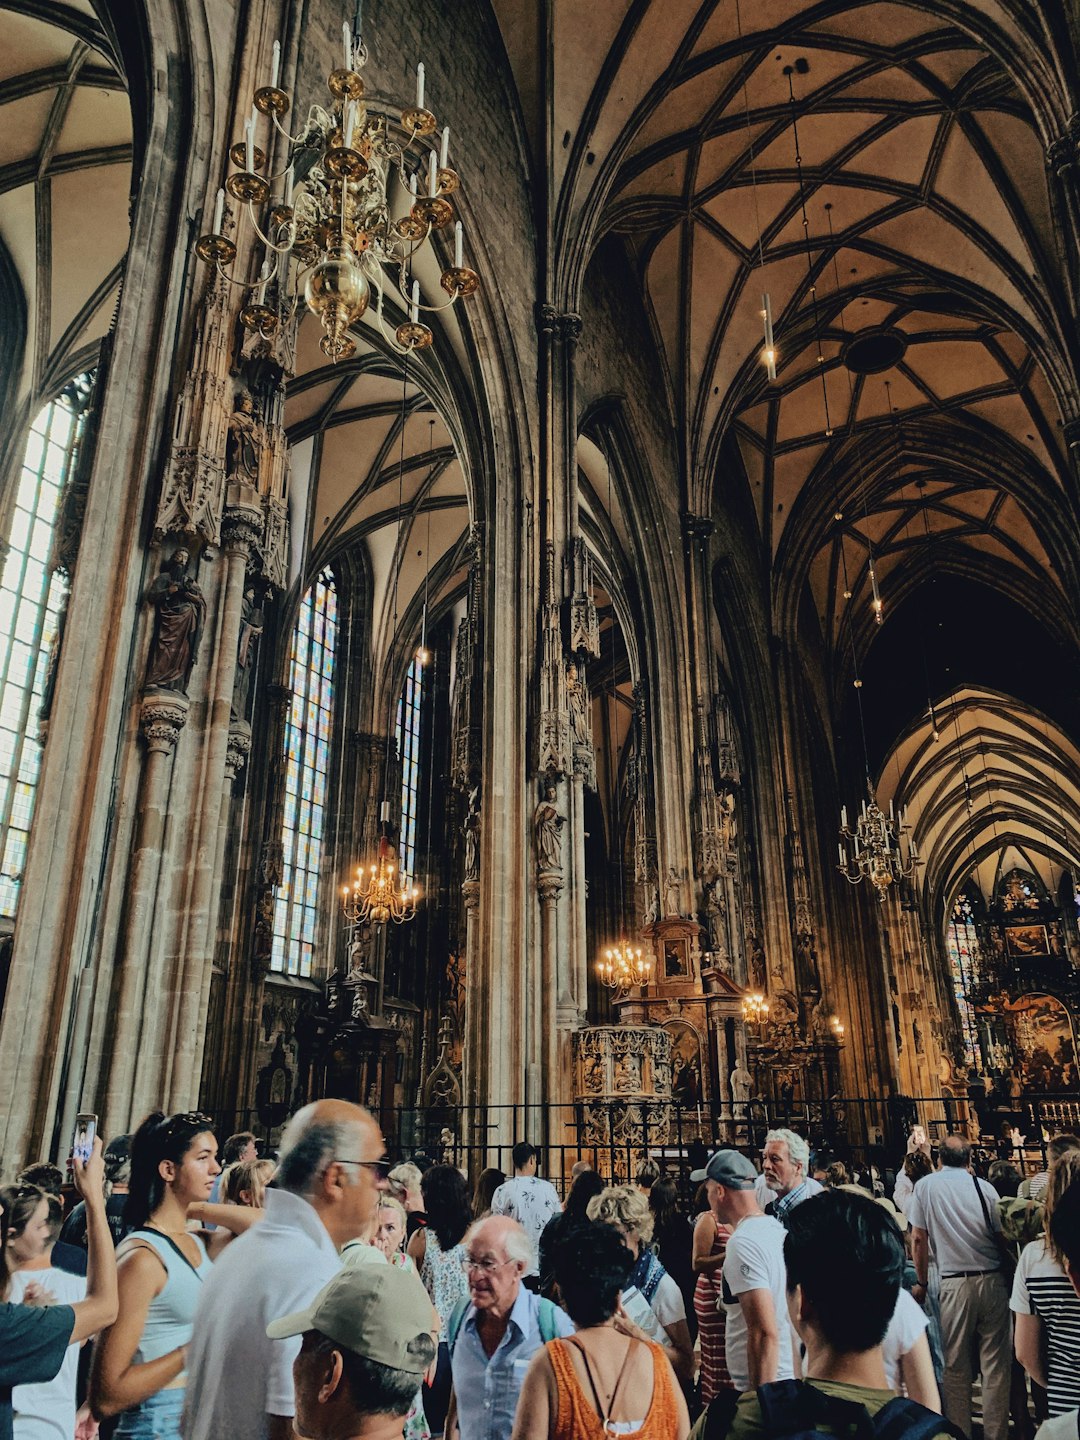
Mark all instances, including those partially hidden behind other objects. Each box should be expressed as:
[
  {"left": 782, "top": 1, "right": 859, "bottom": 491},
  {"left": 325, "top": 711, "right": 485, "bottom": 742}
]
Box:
[{"left": 511, "top": 1221, "right": 689, "bottom": 1440}]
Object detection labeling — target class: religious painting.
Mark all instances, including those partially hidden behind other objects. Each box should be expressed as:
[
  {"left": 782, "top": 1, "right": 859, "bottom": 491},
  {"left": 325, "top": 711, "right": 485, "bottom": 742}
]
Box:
[
  {"left": 1005, "top": 925, "right": 1049, "bottom": 958},
  {"left": 1003, "top": 993, "right": 1078, "bottom": 1091},
  {"left": 665, "top": 1020, "right": 703, "bottom": 1109},
  {"left": 662, "top": 937, "right": 690, "bottom": 979}
]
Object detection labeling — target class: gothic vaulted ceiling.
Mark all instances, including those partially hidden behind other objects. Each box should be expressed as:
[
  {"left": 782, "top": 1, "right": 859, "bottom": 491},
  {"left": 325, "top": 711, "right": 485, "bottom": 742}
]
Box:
[{"left": 0, "top": 1, "right": 131, "bottom": 406}]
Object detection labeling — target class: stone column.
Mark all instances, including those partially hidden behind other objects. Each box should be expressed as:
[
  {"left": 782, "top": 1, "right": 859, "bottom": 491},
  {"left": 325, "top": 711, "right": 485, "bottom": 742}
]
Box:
[
  {"left": 104, "top": 691, "right": 189, "bottom": 1131},
  {"left": 537, "top": 869, "right": 563, "bottom": 1134},
  {"left": 165, "top": 499, "right": 262, "bottom": 1111},
  {"left": 460, "top": 877, "right": 482, "bottom": 1143}
]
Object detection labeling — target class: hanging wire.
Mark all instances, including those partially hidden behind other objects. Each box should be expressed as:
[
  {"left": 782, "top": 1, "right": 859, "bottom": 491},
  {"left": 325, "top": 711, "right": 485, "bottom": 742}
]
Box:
[
  {"left": 384, "top": 347, "right": 411, "bottom": 815},
  {"left": 786, "top": 66, "right": 832, "bottom": 433},
  {"left": 734, "top": 0, "right": 775, "bottom": 378},
  {"left": 418, "top": 416, "right": 435, "bottom": 663}
]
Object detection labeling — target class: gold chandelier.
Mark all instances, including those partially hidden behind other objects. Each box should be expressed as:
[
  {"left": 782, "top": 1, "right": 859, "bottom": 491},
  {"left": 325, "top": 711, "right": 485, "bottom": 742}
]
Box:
[
  {"left": 596, "top": 941, "right": 651, "bottom": 993},
  {"left": 195, "top": 21, "right": 479, "bottom": 361},
  {"left": 342, "top": 832, "right": 418, "bottom": 927},
  {"left": 838, "top": 782, "right": 921, "bottom": 901}
]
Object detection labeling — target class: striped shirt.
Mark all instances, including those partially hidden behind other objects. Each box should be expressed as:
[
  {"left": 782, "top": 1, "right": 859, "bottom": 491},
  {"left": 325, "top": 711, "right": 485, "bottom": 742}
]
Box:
[{"left": 1012, "top": 1238, "right": 1080, "bottom": 1415}]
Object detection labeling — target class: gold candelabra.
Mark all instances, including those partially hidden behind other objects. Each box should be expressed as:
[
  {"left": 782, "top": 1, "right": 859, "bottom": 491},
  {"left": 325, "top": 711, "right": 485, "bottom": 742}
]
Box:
[
  {"left": 838, "top": 781, "right": 921, "bottom": 901},
  {"left": 596, "top": 941, "right": 651, "bottom": 993},
  {"left": 342, "top": 832, "right": 418, "bottom": 927},
  {"left": 742, "top": 991, "right": 770, "bottom": 1037},
  {"left": 195, "top": 21, "right": 479, "bottom": 361}
]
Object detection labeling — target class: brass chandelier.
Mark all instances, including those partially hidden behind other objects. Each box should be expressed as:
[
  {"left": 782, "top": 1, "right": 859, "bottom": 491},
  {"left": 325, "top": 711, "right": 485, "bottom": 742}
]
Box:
[
  {"left": 342, "top": 816, "right": 418, "bottom": 928},
  {"left": 596, "top": 941, "right": 652, "bottom": 993},
  {"left": 195, "top": 19, "right": 479, "bottom": 361},
  {"left": 838, "top": 783, "right": 921, "bottom": 900}
]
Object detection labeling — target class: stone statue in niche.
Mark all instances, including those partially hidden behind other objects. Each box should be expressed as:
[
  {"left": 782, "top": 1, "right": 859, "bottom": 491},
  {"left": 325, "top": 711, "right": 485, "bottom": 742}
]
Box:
[
  {"left": 463, "top": 785, "right": 480, "bottom": 881},
  {"left": 534, "top": 783, "right": 566, "bottom": 872},
  {"left": 913, "top": 1020, "right": 924, "bottom": 1055},
  {"left": 232, "top": 585, "right": 264, "bottom": 720},
  {"left": 145, "top": 547, "right": 207, "bottom": 693},
  {"left": 643, "top": 885, "right": 659, "bottom": 926},
  {"left": 748, "top": 934, "right": 767, "bottom": 991},
  {"left": 794, "top": 929, "right": 821, "bottom": 993},
  {"left": 664, "top": 867, "right": 682, "bottom": 916},
  {"left": 719, "top": 788, "right": 737, "bottom": 851},
  {"left": 810, "top": 997, "right": 833, "bottom": 1045},
  {"left": 566, "top": 660, "right": 591, "bottom": 749},
  {"left": 226, "top": 390, "right": 264, "bottom": 488},
  {"left": 730, "top": 1063, "right": 753, "bottom": 1106}
]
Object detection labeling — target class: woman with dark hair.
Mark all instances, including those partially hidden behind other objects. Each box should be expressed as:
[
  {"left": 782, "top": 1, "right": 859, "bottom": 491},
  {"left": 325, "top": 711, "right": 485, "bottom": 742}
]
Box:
[
  {"left": 472, "top": 1166, "right": 506, "bottom": 1219},
  {"left": 650, "top": 1178, "right": 697, "bottom": 1346},
  {"left": 89, "top": 1111, "right": 228, "bottom": 1439},
  {"left": 511, "top": 1222, "right": 689, "bottom": 1439},
  {"left": 539, "top": 1169, "right": 606, "bottom": 1297},
  {"left": 407, "top": 1164, "right": 472, "bottom": 1436}
]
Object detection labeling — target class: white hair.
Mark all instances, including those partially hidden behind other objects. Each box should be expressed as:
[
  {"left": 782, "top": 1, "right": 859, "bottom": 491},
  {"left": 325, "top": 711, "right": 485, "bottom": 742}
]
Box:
[
  {"left": 765, "top": 1128, "right": 810, "bottom": 1171},
  {"left": 464, "top": 1216, "right": 535, "bottom": 1270}
]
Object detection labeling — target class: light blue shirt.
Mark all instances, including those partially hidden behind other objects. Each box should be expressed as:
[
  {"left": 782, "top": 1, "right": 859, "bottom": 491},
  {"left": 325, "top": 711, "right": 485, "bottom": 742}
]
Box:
[{"left": 450, "top": 1284, "right": 574, "bottom": 1440}]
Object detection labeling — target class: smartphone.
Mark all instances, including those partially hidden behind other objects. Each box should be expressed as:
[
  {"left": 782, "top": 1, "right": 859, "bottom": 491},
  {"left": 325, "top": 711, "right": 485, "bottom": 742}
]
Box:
[{"left": 73, "top": 1112, "right": 97, "bottom": 1165}]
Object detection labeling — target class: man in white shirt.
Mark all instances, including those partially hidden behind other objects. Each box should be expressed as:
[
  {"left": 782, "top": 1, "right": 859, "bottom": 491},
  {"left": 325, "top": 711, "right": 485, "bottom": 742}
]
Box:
[
  {"left": 183, "top": 1099, "right": 388, "bottom": 1440},
  {"left": 9, "top": 1195, "right": 87, "bottom": 1440},
  {"left": 691, "top": 1148, "right": 795, "bottom": 1388},
  {"left": 908, "top": 1133, "right": 1010, "bottom": 1440},
  {"left": 489, "top": 1144, "right": 561, "bottom": 1276}
]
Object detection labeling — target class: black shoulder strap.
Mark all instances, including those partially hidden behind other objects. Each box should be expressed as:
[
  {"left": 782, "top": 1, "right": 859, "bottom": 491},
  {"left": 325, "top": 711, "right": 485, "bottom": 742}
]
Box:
[
  {"left": 757, "top": 1381, "right": 876, "bottom": 1440},
  {"left": 874, "top": 1397, "right": 965, "bottom": 1440}
]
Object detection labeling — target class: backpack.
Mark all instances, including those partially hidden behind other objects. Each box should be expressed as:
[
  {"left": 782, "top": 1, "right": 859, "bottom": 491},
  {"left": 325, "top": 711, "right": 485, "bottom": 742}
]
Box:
[
  {"left": 446, "top": 1293, "right": 562, "bottom": 1355},
  {"left": 704, "top": 1379, "right": 965, "bottom": 1440}
]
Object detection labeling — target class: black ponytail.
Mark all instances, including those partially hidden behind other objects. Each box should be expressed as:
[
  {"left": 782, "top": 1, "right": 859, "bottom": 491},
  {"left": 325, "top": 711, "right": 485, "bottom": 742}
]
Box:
[{"left": 123, "top": 1111, "right": 215, "bottom": 1229}]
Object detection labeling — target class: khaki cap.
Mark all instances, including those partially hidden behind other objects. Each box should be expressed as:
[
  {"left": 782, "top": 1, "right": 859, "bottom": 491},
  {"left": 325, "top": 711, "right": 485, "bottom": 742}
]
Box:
[{"left": 266, "top": 1264, "right": 433, "bottom": 1374}]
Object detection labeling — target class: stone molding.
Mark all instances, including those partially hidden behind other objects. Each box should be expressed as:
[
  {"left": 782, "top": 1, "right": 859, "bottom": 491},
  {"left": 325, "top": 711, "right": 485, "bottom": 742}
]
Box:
[{"left": 140, "top": 691, "right": 190, "bottom": 755}]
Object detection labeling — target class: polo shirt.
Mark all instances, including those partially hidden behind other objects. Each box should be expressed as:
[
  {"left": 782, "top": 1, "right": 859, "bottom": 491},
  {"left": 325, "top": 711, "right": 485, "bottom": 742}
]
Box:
[
  {"left": 0, "top": 1302, "right": 75, "bottom": 1440},
  {"left": 182, "top": 1188, "right": 341, "bottom": 1440},
  {"left": 450, "top": 1283, "right": 574, "bottom": 1440},
  {"left": 907, "top": 1167, "right": 1001, "bottom": 1275}
]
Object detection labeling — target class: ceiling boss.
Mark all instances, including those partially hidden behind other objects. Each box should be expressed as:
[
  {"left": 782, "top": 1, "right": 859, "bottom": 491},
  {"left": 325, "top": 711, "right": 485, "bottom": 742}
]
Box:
[{"left": 195, "top": 7, "right": 479, "bottom": 360}]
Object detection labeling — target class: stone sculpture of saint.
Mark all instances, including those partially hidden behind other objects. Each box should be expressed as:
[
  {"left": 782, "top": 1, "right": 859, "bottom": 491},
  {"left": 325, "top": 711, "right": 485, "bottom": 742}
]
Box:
[
  {"left": 534, "top": 783, "right": 566, "bottom": 872},
  {"left": 232, "top": 585, "right": 264, "bottom": 720},
  {"left": 566, "top": 660, "right": 591, "bottom": 749},
  {"left": 145, "top": 547, "right": 207, "bottom": 693},
  {"left": 748, "top": 935, "right": 767, "bottom": 990},
  {"left": 463, "top": 786, "right": 480, "bottom": 880},
  {"left": 226, "top": 390, "right": 264, "bottom": 487},
  {"left": 730, "top": 1063, "right": 753, "bottom": 1105}
]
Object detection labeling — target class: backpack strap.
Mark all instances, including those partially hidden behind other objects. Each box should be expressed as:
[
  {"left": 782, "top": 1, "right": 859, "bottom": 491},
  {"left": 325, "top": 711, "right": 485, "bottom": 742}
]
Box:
[
  {"left": 873, "top": 1397, "right": 963, "bottom": 1440},
  {"left": 447, "top": 1296, "right": 470, "bottom": 1356},
  {"left": 537, "top": 1296, "right": 560, "bottom": 1344},
  {"left": 703, "top": 1387, "right": 741, "bottom": 1440},
  {"left": 757, "top": 1380, "right": 876, "bottom": 1440}
]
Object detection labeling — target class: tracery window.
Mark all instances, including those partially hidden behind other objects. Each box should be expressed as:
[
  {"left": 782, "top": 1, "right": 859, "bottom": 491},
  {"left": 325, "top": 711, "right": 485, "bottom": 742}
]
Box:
[
  {"left": 272, "top": 569, "right": 337, "bottom": 977},
  {"left": 395, "top": 655, "right": 424, "bottom": 883},
  {"left": 946, "top": 894, "right": 980, "bottom": 1069},
  {"left": 0, "top": 375, "right": 93, "bottom": 919}
]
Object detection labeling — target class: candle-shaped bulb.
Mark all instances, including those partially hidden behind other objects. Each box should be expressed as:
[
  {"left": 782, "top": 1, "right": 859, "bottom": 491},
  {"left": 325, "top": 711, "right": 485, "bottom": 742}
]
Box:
[
  {"left": 410, "top": 278, "right": 419, "bottom": 323},
  {"left": 344, "top": 99, "right": 356, "bottom": 148},
  {"left": 245, "top": 108, "right": 256, "bottom": 169},
  {"left": 838, "top": 842, "right": 846, "bottom": 867},
  {"left": 440, "top": 125, "right": 450, "bottom": 169},
  {"left": 428, "top": 150, "right": 438, "bottom": 197},
  {"left": 270, "top": 39, "right": 280, "bottom": 88},
  {"left": 283, "top": 166, "right": 294, "bottom": 206},
  {"left": 416, "top": 61, "right": 425, "bottom": 109},
  {"left": 841, "top": 804, "right": 847, "bottom": 829},
  {"left": 256, "top": 256, "right": 270, "bottom": 303},
  {"left": 343, "top": 21, "right": 352, "bottom": 71},
  {"left": 212, "top": 186, "right": 224, "bottom": 234},
  {"left": 409, "top": 170, "right": 417, "bottom": 197},
  {"left": 454, "top": 219, "right": 463, "bottom": 268}
]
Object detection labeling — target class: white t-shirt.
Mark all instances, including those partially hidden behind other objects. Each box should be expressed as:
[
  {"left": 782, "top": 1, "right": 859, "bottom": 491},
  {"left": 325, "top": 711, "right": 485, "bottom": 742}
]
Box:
[
  {"left": 182, "top": 1189, "right": 342, "bottom": 1440},
  {"left": 907, "top": 1167, "right": 1001, "bottom": 1275},
  {"left": 9, "top": 1266, "right": 87, "bottom": 1440},
  {"left": 650, "top": 1271, "right": 686, "bottom": 1328},
  {"left": 1011, "top": 1238, "right": 1080, "bottom": 1415},
  {"left": 489, "top": 1175, "right": 562, "bottom": 1270},
  {"left": 722, "top": 1213, "right": 794, "bottom": 1390},
  {"left": 881, "top": 1288, "right": 929, "bottom": 1392}
]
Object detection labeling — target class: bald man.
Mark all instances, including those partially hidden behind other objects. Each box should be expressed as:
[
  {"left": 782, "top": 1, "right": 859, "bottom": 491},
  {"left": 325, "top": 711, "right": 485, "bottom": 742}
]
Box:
[{"left": 182, "top": 1100, "right": 388, "bottom": 1440}]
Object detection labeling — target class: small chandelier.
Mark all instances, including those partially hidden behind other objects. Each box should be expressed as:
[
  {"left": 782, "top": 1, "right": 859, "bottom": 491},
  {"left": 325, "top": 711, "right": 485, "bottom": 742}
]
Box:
[
  {"left": 342, "top": 826, "right": 418, "bottom": 928},
  {"left": 596, "top": 941, "right": 651, "bottom": 993},
  {"left": 838, "top": 782, "right": 921, "bottom": 901},
  {"left": 195, "top": 20, "right": 479, "bottom": 361},
  {"left": 742, "top": 992, "right": 769, "bottom": 1037}
]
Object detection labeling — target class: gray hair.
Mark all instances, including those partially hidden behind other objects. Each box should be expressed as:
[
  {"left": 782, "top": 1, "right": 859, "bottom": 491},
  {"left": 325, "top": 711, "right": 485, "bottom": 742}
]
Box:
[
  {"left": 765, "top": 1128, "right": 810, "bottom": 1172},
  {"left": 276, "top": 1120, "right": 364, "bottom": 1197},
  {"left": 464, "top": 1216, "right": 535, "bottom": 1271},
  {"left": 940, "top": 1134, "right": 972, "bottom": 1168}
]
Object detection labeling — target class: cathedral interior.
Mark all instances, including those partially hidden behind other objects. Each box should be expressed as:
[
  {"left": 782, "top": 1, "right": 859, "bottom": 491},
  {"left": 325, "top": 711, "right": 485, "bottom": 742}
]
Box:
[{"left": 1, "top": 0, "right": 1080, "bottom": 1177}]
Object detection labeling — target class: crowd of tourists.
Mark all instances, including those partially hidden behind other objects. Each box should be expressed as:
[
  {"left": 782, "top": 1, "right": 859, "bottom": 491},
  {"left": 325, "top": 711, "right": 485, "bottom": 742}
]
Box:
[{"left": 3, "top": 1111, "right": 1080, "bottom": 1440}]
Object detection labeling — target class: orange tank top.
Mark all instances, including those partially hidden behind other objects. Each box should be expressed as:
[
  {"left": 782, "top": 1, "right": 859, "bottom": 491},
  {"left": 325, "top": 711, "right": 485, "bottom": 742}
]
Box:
[{"left": 547, "top": 1335, "right": 680, "bottom": 1440}]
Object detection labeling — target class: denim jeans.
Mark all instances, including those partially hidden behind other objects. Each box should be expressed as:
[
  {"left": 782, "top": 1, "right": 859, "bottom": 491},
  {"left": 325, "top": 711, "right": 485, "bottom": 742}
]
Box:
[{"left": 114, "top": 1388, "right": 184, "bottom": 1440}]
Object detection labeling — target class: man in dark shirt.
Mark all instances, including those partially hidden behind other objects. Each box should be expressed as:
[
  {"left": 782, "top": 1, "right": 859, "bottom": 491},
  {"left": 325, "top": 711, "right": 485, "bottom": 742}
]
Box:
[{"left": 58, "top": 1135, "right": 132, "bottom": 1250}]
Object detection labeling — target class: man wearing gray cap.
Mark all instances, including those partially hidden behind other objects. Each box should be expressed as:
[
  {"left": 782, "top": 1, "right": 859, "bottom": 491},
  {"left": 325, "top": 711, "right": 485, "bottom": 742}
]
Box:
[
  {"left": 266, "top": 1264, "right": 437, "bottom": 1440},
  {"left": 690, "top": 1149, "right": 796, "bottom": 1390}
]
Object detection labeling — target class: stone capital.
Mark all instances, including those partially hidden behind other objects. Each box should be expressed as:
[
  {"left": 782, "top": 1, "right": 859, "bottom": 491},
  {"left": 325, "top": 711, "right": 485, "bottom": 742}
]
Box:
[
  {"left": 537, "top": 869, "right": 564, "bottom": 902},
  {"left": 558, "top": 312, "right": 583, "bottom": 346},
  {"left": 461, "top": 878, "right": 481, "bottom": 911},
  {"left": 536, "top": 303, "right": 559, "bottom": 336},
  {"left": 225, "top": 721, "right": 252, "bottom": 780},
  {"left": 221, "top": 500, "right": 264, "bottom": 560},
  {"left": 140, "top": 690, "right": 190, "bottom": 755}
]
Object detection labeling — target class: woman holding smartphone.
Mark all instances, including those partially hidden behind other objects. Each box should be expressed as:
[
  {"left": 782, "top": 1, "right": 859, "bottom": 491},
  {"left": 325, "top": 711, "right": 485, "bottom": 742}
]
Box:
[
  {"left": 90, "top": 1111, "right": 222, "bottom": 1440},
  {"left": 0, "top": 1137, "right": 118, "bottom": 1440}
]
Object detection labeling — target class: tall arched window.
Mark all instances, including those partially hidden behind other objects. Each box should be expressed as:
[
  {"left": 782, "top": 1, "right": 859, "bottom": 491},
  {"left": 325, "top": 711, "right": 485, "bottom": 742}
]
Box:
[
  {"left": 272, "top": 569, "right": 337, "bottom": 977},
  {"left": 0, "top": 375, "right": 93, "bottom": 919},
  {"left": 946, "top": 893, "right": 980, "bottom": 1069},
  {"left": 395, "top": 655, "right": 425, "bottom": 883}
]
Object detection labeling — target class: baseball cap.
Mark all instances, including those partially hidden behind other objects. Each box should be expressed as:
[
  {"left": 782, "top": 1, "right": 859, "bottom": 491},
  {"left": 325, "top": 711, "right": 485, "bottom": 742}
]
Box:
[
  {"left": 266, "top": 1264, "right": 433, "bottom": 1374},
  {"left": 690, "top": 1148, "right": 758, "bottom": 1187}
]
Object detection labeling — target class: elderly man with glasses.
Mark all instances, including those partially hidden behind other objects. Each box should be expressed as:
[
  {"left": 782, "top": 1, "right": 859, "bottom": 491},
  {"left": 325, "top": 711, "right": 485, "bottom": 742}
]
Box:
[
  {"left": 182, "top": 1099, "right": 389, "bottom": 1440},
  {"left": 444, "top": 1215, "right": 573, "bottom": 1440}
]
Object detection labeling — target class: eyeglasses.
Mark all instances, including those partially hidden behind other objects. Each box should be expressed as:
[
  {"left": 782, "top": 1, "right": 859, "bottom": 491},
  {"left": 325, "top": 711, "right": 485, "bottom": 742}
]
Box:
[
  {"left": 334, "top": 1157, "right": 392, "bottom": 1180},
  {"left": 461, "top": 1255, "right": 514, "bottom": 1275}
]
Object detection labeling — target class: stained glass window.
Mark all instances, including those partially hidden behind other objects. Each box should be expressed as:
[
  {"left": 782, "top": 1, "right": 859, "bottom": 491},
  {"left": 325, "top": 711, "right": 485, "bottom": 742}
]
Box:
[
  {"left": 0, "top": 375, "right": 93, "bottom": 919},
  {"left": 396, "top": 656, "right": 424, "bottom": 882},
  {"left": 946, "top": 894, "right": 980, "bottom": 1070},
  {"left": 272, "top": 569, "right": 337, "bottom": 977}
]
